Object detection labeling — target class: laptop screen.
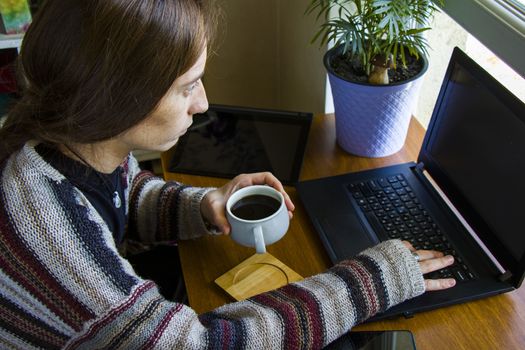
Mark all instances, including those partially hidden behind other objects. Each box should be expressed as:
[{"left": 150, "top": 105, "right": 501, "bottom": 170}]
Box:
[{"left": 420, "top": 48, "right": 525, "bottom": 272}]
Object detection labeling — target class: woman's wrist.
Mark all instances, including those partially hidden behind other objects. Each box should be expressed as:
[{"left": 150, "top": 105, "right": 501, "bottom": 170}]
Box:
[
  {"left": 199, "top": 188, "right": 221, "bottom": 235},
  {"left": 359, "top": 240, "right": 425, "bottom": 306}
]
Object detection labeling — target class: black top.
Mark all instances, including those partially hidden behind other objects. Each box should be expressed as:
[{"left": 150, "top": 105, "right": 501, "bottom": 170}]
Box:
[{"left": 36, "top": 144, "right": 126, "bottom": 244}]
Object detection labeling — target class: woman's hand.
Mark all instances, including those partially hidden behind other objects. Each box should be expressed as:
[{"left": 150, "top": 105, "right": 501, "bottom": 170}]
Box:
[
  {"left": 403, "top": 241, "right": 457, "bottom": 291},
  {"left": 200, "top": 172, "right": 295, "bottom": 235}
]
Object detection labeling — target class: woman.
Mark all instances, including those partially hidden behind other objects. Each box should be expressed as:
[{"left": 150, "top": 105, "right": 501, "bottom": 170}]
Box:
[{"left": 0, "top": 0, "right": 455, "bottom": 348}]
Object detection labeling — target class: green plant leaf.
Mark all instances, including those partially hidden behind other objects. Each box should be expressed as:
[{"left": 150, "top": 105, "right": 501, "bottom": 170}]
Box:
[{"left": 305, "top": 0, "right": 440, "bottom": 79}]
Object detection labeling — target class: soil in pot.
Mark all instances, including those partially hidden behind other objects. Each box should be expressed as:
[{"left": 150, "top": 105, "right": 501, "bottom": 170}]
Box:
[{"left": 330, "top": 52, "right": 425, "bottom": 84}]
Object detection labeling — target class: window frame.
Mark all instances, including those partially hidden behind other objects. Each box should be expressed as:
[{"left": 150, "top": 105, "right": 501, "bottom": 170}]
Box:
[{"left": 440, "top": 0, "right": 525, "bottom": 77}]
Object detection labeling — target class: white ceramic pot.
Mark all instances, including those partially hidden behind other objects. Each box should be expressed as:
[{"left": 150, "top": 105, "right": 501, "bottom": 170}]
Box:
[{"left": 325, "top": 45, "right": 428, "bottom": 157}]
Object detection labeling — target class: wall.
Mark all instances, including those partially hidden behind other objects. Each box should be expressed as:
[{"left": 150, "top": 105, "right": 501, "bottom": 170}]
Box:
[
  {"left": 277, "top": 0, "right": 326, "bottom": 113},
  {"left": 203, "top": 0, "right": 326, "bottom": 114}
]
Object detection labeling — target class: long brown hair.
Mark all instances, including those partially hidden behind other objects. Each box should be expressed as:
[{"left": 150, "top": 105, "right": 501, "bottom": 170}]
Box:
[{"left": 0, "top": 0, "right": 217, "bottom": 159}]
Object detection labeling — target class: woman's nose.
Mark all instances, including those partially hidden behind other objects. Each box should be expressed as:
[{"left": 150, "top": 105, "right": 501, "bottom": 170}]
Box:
[{"left": 189, "top": 83, "right": 209, "bottom": 115}]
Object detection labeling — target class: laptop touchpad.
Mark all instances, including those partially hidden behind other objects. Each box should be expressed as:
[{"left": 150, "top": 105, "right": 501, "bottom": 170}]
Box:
[{"left": 318, "top": 211, "right": 377, "bottom": 262}]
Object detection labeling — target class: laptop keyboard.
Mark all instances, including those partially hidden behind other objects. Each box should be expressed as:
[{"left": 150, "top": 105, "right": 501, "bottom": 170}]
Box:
[{"left": 348, "top": 174, "right": 476, "bottom": 283}]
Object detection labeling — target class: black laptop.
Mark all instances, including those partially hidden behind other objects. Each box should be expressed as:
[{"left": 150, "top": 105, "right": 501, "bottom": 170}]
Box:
[
  {"left": 296, "top": 47, "right": 525, "bottom": 320},
  {"left": 169, "top": 105, "right": 312, "bottom": 185}
]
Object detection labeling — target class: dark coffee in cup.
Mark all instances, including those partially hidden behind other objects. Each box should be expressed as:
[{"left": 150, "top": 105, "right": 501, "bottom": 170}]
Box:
[
  {"left": 231, "top": 194, "right": 280, "bottom": 220},
  {"left": 227, "top": 185, "right": 289, "bottom": 253}
]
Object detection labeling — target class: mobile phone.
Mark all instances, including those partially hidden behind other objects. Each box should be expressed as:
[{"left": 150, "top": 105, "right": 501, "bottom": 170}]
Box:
[{"left": 324, "top": 330, "right": 416, "bottom": 350}]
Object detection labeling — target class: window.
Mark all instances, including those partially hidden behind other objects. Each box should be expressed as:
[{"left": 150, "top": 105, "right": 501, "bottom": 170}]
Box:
[
  {"left": 440, "top": 0, "right": 525, "bottom": 77},
  {"left": 415, "top": 7, "right": 524, "bottom": 127}
]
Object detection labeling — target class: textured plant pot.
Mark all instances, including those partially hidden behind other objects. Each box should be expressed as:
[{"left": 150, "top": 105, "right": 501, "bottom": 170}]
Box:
[{"left": 325, "top": 45, "right": 428, "bottom": 157}]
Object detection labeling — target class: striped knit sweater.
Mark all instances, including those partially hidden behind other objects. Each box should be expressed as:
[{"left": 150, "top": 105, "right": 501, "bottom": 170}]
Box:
[{"left": 0, "top": 142, "right": 425, "bottom": 349}]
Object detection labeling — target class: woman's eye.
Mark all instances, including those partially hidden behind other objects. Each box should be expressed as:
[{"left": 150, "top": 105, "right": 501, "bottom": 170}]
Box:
[{"left": 185, "top": 80, "right": 200, "bottom": 96}]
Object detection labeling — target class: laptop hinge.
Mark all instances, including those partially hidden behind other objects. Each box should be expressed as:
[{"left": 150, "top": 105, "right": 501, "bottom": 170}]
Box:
[
  {"left": 499, "top": 270, "right": 513, "bottom": 282},
  {"left": 416, "top": 165, "right": 509, "bottom": 277}
]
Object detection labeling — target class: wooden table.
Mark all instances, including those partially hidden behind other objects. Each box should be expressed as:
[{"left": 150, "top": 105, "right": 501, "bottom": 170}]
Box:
[{"left": 162, "top": 114, "right": 525, "bottom": 350}]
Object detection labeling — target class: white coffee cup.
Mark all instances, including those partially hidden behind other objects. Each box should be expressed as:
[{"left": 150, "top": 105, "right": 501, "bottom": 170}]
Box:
[{"left": 226, "top": 185, "right": 289, "bottom": 254}]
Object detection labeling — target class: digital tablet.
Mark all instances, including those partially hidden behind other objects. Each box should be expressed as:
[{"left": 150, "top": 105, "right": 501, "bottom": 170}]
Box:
[{"left": 168, "top": 105, "right": 312, "bottom": 185}]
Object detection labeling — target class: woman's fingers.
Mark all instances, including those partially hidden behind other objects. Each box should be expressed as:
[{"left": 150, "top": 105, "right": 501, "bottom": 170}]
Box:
[
  {"left": 401, "top": 240, "right": 457, "bottom": 291},
  {"left": 402, "top": 241, "right": 415, "bottom": 251},
  {"left": 417, "top": 251, "right": 456, "bottom": 291},
  {"left": 234, "top": 172, "right": 295, "bottom": 213},
  {"left": 259, "top": 173, "right": 296, "bottom": 213},
  {"left": 419, "top": 254, "right": 454, "bottom": 274},
  {"left": 425, "top": 278, "right": 456, "bottom": 291},
  {"left": 412, "top": 249, "right": 445, "bottom": 262},
  {"left": 202, "top": 172, "right": 296, "bottom": 234}
]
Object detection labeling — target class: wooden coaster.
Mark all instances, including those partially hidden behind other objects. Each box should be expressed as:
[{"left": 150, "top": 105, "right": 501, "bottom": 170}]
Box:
[{"left": 215, "top": 253, "right": 303, "bottom": 301}]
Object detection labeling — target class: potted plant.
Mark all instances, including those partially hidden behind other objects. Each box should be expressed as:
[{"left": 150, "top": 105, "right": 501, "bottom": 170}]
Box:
[{"left": 306, "top": 0, "right": 442, "bottom": 157}]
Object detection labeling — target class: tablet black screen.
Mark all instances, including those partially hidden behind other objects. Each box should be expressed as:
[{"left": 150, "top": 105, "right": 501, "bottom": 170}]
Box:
[{"left": 168, "top": 105, "right": 312, "bottom": 184}]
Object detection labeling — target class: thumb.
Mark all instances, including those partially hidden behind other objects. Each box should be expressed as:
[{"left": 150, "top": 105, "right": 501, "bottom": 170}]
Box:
[{"left": 215, "top": 216, "right": 231, "bottom": 235}]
